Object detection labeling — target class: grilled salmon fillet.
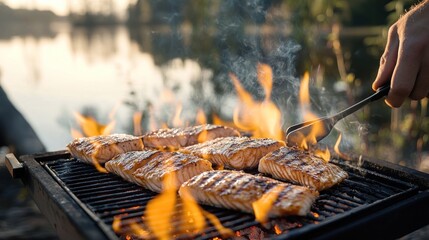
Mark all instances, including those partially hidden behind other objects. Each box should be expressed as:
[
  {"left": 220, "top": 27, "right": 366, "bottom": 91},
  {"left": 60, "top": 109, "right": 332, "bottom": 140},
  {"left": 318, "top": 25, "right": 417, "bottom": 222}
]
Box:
[
  {"left": 258, "top": 147, "right": 348, "bottom": 191},
  {"left": 106, "top": 150, "right": 213, "bottom": 193},
  {"left": 179, "top": 137, "right": 285, "bottom": 170},
  {"left": 142, "top": 124, "right": 240, "bottom": 149},
  {"left": 67, "top": 134, "right": 144, "bottom": 164},
  {"left": 179, "top": 170, "right": 318, "bottom": 217},
  {"left": 105, "top": 150, "right": 161, "bottom": 182}
]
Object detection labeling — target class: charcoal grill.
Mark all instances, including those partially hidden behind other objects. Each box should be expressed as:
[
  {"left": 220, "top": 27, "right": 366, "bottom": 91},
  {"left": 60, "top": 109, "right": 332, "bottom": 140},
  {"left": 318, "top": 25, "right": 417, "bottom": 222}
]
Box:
[{"left": 6, "top": 150, "right": 429, "bottom": 240}]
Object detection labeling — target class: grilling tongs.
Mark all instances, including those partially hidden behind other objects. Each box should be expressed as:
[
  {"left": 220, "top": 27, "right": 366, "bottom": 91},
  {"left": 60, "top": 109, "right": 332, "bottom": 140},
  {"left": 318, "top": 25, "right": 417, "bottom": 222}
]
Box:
[{"left": 286, "top": 84, "right": 390, "bottom": 146}]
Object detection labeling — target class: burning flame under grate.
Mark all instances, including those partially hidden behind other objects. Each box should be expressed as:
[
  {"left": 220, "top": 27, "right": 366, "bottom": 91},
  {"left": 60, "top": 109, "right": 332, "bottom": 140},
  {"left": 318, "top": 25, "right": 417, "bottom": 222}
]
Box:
[{"left": 43, "top": 157, "right": 416, "bottom": 239}]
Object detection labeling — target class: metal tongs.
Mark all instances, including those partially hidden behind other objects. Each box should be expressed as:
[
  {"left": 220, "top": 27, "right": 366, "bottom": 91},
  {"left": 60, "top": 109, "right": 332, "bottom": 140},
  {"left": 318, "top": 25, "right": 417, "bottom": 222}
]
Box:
[{"left": 285, "top": 84, "right": 390, "bottom": 146}]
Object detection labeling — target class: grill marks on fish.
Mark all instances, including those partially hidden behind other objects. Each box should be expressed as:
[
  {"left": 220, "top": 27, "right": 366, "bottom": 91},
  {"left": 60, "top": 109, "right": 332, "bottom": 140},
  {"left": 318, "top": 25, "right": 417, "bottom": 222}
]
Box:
[
  {"left": 180, "top": 137, "right": 285, "bottom": 170},
  {"left": 258, "top": 147, "right": 348, "bottom": 191},
  {"left": 105, "top": 150, "right": 161, "bottom": 182},
  {"left": 142, "top": 124, "right": 240, "bottom": 149},
  {"left": 105, "top": 150, "right": 213, "bottom": 193},
  {"left": 179, "top": 170, "right": 318, "bottom": 217},
  {"left": 67, "top": 134, "right": 144, "bottom": 164}
]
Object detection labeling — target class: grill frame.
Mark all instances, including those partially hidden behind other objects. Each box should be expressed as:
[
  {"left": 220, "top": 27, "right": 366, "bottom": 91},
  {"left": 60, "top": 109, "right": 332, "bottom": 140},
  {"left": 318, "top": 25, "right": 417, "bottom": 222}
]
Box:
[{"left": 10, "top": 150, "right": 429, "bottom": 240}]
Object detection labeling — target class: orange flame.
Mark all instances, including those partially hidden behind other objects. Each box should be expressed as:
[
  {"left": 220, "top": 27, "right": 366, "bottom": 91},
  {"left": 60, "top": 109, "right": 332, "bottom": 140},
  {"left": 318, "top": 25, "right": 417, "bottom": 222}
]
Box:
[
  {"left": 196, "top": 110, "right": 209, "bottom": 143},
  {"left": 212, "top": 113, "right": 236, "bottom": 128},
  {"left": 297, "top": 72, "right": 326, "bottom": 149},
  {"left": 252, "top": 185, "right": 283, "bottom": 223},
  {"left": 142, "top": 171, "right": 232, "bottom": 239},
  {"left": 172, "top": 103, "right": 184, "bottom": 127},
  {"left": 179, "top": 187, "right": 205, "bottom": 233},
  {"left": 196, "top": 109, "right": 207, "bottom": 125},
  {"left": 257, "top": 63, "right": 273, "bottom": 101},
  {"left": 71, "top": 112, "right": 115, "bottom": 138},
  {"left": 133, "top": 112, "right": 143, "bottom": 136},
  {"left": 129, "top": 223, "right": 151, "bottom": 238},
  {"left": 112, "top": 215, "right": 123, "bottom": 233},
  {"left": 203, "top": 210, "right": 233, "bottom": 237},
  {"left": 230, "top": 63, "right": 283, "bottom": 140},
  {"left": 334, "top": 133, "right": 351, "bottom": 160},
  {"left": 274, "top": 224, "right": 282, "bottom": 235},
  {"left": 145, "top": 173, "right": 177, "bottom": 240},
  {"left": 314, "top": 147, "right": 331, "bottom": 162}
]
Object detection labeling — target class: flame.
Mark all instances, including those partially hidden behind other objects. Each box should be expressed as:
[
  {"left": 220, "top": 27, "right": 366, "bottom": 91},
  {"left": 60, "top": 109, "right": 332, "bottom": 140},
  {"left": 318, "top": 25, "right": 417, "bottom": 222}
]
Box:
[
  {"left": 334, "top": 133, "right": 351, "bottom": 160},
  {"left": 314, "top": 147, "right": 331, "bottom": 162},
  {"left": 71, "top": 112, "right": 115, "bottom": 137},
  {"left": 297, "top": 72, "right": 327, "bottom": 149},
  {"left": 112, "top": 215, "right": 123, "bottom": 233},
  {"left": 196, "top": 109, "right": 207, "bottom": 125},
  {"left": 196, "top": 110, "right": 209, "bottom": 143},
  {"left": 129, "top": 223, "right": 151, "bottom": 238},
  {"left": 70, "top": 128, "right": 84, "bottom": 139},
  {"left": 91, "top": 155, "right": 108, "bottom": 173},
  {"left": 172, "top": 103, "right": 184, "bottom": 127},
  {"left": 230, "top": 63, "right": 283, "bottom": 140},
  {"left": 274, "top": 224, "right": 282, "bottom": 235},
  {"left": 252, "top": 185, "right": 283, "bottom": 223},
  {"left": 197, "top": 126, "right": 208, "bottom": 143},
  {"left": 179, "top": 187, "right": 205, "bottom": 233},
  {"left": 145, "top": 173, "right": 177, "bottom": 240},
  {"left": 203, "top": 210, "right": 233, "bottom": 237},
  {"left": 133, "top": 112, "right": 143, "bottom": 136},
  {"left": 142, "top": 171, "right": 231, "bottom": 239},
  {"left": 257, "top": 63, "right": 273, "bottom": 101},
  {"left": 212, "top": 113, "right": 236, "bottom": 128}
]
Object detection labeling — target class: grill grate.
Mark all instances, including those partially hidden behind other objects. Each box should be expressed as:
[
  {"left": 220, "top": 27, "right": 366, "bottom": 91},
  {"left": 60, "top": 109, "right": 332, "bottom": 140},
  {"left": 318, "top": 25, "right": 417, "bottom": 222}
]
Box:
[{"left": 43, "top": 157, "right": 418, "bottom": 239}]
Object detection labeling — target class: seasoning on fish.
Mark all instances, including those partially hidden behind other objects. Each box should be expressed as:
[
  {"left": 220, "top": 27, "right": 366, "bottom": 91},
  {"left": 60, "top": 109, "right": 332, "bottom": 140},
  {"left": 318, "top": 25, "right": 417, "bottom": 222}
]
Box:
[
  {"left": 179, "top": 170, "right": 318, "bottom": 217},
  {"left": 179, "top": 136, "right": 285, "bottom": 170},
  {"left": 142, "top": 124, "right": 240, "bottom": 149},
  {"left": 258, "top": 147, "right": 348, "bottom": 191},
  {"left": 67, "top": 134, "right": 144, "bottom": 164},
  {"left": 105, "top": 150, "right": 161, "bottom": 182},
  {"left": 106, "top": 150, "right": 213, "bottom": 193}
]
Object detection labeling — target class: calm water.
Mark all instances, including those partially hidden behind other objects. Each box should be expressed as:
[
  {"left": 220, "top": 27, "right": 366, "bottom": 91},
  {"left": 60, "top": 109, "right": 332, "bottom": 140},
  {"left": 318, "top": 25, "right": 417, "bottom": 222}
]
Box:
[{"left": 0, "top": 23, "right": 427, "bottom": 172}]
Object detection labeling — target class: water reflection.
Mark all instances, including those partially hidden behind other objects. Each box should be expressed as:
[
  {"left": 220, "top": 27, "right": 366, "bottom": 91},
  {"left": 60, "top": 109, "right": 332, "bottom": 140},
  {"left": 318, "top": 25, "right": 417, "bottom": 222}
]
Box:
[{"left": 0, "top": 7, "right": 427, "bottom": 171}]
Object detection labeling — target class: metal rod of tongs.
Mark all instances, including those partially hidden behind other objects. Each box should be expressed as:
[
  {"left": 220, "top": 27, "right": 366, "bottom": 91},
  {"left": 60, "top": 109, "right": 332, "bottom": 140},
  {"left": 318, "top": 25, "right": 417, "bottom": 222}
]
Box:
[{"left": 285, "top": 84, "right": 390, "bottom": 146}]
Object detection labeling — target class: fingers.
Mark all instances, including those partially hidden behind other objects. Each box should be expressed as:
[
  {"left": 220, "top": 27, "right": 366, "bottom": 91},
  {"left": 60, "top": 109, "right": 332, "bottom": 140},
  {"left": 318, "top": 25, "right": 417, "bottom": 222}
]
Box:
[
  {"left": 385, "top": 38, "right": 422, "bottom": 107},
  {"left": 410, "top": 47, "right": 429, "bottom": 100},
  {"left": 372, "top": 25, "right": 399, "bottom": 91}
]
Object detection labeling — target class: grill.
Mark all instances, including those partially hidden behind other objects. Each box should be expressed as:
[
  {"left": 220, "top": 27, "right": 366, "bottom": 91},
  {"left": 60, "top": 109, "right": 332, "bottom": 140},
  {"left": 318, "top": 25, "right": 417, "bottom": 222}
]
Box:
[{"left": 6, "top": 150, "right": 429, "bottom": 239}]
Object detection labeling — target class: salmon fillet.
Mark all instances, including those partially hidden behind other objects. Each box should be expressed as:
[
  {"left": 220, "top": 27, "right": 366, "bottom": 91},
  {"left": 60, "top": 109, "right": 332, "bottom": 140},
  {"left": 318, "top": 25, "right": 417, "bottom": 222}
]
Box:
[
  {"left": 142, "top": 124, "right": 240, "bottom": 149},
  {"left": 179, "top": 170, "right": 318, "bottom": 217},
  {"left": 106, "top": 150, "right": 213, "bottom": 193},
  {"left": 258, "top": 147, "right": 348, "bottom": 191},
  {"left": 179, "top": 137, "right": 285, "bottom": 170},
  {"left": 67, "top": 134, "right": 144, "bottom": 164},
  {"left": 105, "top": 150, "right": 161, "bottom": 182}
]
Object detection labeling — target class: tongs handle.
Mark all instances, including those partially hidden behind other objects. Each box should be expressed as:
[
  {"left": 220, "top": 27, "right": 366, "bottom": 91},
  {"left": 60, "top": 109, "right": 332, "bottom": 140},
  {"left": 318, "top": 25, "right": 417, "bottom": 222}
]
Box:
[{"left": 331, "top": 83, "right": 390, "bottom": 123}]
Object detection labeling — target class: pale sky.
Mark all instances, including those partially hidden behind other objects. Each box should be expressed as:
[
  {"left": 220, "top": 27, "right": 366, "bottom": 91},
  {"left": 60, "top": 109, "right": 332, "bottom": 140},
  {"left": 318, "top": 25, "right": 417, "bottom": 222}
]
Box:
[{"left": 2, "top": 0, "right": 132, "bottom": 16}]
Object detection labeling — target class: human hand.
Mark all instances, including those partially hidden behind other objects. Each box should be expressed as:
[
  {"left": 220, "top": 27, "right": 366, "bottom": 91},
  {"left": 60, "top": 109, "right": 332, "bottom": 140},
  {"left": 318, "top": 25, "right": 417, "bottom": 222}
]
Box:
[{"left": 372, "top": 0, "right": 429, "bottom": 108}]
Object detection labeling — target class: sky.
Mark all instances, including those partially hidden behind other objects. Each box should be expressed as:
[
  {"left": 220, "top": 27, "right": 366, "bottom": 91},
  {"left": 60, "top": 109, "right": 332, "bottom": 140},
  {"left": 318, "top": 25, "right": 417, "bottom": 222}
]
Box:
[{"left": 2, "top": 0, "right": 132, "bottom": 16}]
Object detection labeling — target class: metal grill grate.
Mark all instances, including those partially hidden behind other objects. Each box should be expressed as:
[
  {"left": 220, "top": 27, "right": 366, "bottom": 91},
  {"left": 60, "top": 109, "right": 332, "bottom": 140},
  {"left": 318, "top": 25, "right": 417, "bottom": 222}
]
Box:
[{"left": 43, "top": 157, "right": 418, "bottom": 239}]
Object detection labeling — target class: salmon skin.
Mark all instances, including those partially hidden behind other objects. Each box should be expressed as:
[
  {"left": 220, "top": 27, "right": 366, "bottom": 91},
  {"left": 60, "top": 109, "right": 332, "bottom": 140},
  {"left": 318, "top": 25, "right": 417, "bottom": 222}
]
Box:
[
  {"left": 105, "top": 150, "right": 213, "bottom": 193},
  {"left": 179, "top": 170, "right": 318, "bottom": 217},
  {"left": 142, "top": 124, "right": 240, "bottom": 149},
  {"left": 67, "top": 134, "right": 144, "bottom": 164},
  {"left": 179, "top": 137, "right": 285, "bottom": 170},
  {"left": 258, "top": 147, "right": 348, "bottom": 191}
]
